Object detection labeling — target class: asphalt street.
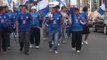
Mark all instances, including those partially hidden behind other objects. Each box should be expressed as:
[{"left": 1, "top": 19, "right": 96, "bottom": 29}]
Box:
[{"left": 0, "top": 30, "right": 107, "bottom": 60}]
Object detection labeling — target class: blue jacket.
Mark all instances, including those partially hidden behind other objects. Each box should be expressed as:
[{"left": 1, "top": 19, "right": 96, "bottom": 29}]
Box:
[
  {"left": 70, "top": 15, "right": 84, "bottom": 32},
  {"left": 30, "top": 12, "right": 40, "bottom": 28},
  {"left": 17, "top": 12, "right": 32, "bottom": 32},
  {"left": 47, "top": 12, "right": 62, "bottom": 32}
]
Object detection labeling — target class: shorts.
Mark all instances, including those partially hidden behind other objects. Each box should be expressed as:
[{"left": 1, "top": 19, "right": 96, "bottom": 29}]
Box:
[{"left": 83, "top": 26, "right": 90, "bottom": 34}]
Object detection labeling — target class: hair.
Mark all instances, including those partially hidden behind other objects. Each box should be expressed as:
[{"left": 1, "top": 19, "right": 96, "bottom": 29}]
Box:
[
  {"left": 22, "top": 5, "right": 28, "bottom": 9},
  {"left": 19, "top": 5, "right": 23, "bottom": 8},
  {"left": 82, "top": 6, "right": 88, "bottom": 12},
  {"left": 3, "top": 6, "right": 8, "bottom": 9},
  {"left": 74, "top": 8, "right": 79, "bottom": 11},
  {"left": 0, "top": 6, "right": 3, "bottom": 12},
  {"left": 61, "top": 6, "right": 66, "bottom": 10}
]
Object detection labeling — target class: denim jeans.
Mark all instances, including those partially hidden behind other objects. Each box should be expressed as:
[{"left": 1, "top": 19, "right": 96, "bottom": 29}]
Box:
[
  {"left": 0, "top": 31, "right": 1, "bottom": 52},
  {"left": 6, "top": 32, "right": 11, "bottom": 48},
  {"left": 48, "top": 31, "right": 59, "bottom": 51}
]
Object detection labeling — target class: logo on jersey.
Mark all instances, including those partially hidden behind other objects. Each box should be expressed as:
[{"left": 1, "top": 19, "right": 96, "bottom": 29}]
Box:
[
  {"left": 4, "top": 16, "right": 6, "bottom": 19},
  {"left": 21, "top": 16, "right": 23, "bottom": 20},
  {"left": 26, "top": 16, "right": 29, "bottom": 19}
]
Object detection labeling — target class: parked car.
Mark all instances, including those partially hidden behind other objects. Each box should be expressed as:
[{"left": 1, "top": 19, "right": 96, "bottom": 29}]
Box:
[
  {"left": 93, "top": 13, "right": 107, "bottom": 34},
  {"left": 88, "top": 18, "right": 94, "bottom": 27}
]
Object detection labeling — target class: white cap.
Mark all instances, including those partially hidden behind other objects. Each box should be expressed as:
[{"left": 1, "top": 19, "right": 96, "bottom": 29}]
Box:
[
  {"left": 49, "top": 1, "right": 59, "bottom": 8},
  {"left": 34, "top": 0, "right": 37, "bottom": 1},
  {"left": 31, "top": 6, "right": 37, "bottom": 9}
]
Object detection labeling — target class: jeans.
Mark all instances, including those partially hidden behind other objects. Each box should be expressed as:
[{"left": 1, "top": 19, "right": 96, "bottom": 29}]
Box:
[
  {"left": 6, "top": 32, "right": 11, "bottom": 48},
  {"left": 0, "top": 30, "right": 7, "bottom": 52},
  {"left": 0, "top": 31, "right": 2, "bottom": 52},
  {"left": 48, "top": 31, "right": 59, "bottom": 51},
  {"left": 19, "top": 32, "right": 30, "bottom": 53}
]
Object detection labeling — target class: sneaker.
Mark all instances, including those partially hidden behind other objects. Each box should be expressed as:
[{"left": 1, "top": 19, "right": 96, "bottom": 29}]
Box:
[
  {"left": 58, "top": 43, "right": 60, "bottom": 46},
  {"left": 54, "top": 50, "right": 58, "bottom": 54},
  {"left": 76, "top": 50, "right": 80, "bottom": 53},
  {"left": 84, "top": 41, "right": 88, "bottom": 45},
  {"left": 52, "top": 42, "right": 54, "bottom": 45},
  {"left": 7, "top": 47, "right": 11, "bottom": 50},
  {"left": 62, "top": 41, "right": 66, "bottom": 44},
  {"left": 82, "top": 42, "right": 84, "bottom": 45},
  {"left": 20, "top": 47, "right": 23, "bottom": 52},
  {"left": 30, "top": 44, "right": 33, "bottom": 48},
  {"left": 72, "top": 48, "right": 76, "bottom": 51},
  {"left": 35, "top": 46, "right": 39, "bottom": 49}
]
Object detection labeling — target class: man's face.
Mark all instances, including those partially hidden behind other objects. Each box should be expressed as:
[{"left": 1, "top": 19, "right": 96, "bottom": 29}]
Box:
[
  {"left": 75, "top": 10, "right": 80, "bottom": 15},
  {"left": 6, "top": 7, "right": 9, "bottom": 11},
  {"left": 22, "top": 7, "right": 27, "bottom": 13},
  {"left": 31, "top": 9, "right": 36, "bottom": 13},
  {"left": 51, "top": 8, "right": 57, "bottom": 14},
  {"left": 19, "top": 6, "right": 23, "bottom": 11},
  {"left": 2, "top": 9, "right": 5, "bottom": 14}
]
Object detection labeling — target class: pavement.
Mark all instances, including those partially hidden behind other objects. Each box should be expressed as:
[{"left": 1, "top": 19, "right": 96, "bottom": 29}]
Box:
[{"left": 0, "top": 30, "right": 107, "bottom": 60}]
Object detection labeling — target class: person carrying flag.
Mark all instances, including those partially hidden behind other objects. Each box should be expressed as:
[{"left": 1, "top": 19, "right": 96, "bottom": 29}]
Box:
[{"left": 46, "top": 5, "right": 63, "bottom": 54}]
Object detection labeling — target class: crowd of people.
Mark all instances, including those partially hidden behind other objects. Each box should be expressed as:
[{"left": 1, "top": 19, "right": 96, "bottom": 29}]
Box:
[{"left": 0, "top": 2, "right": 90, "bottom": 55}]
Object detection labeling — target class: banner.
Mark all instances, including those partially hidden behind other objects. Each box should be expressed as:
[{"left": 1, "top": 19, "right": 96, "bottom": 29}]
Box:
[
  {"left": 6, "top": 0, "right": 13, "bottom": 8},
  {"left": 97, "top": 1, "right": 107, "bottom": 15}
]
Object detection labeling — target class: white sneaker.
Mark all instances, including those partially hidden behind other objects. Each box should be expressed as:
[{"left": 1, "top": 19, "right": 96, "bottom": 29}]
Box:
[
  {"left": 84, "top": 41, "right": 88, "bottom": 45},
  {"left": 29, "top": 44, "right": 33, "bottom": 48},
  {"left": 54, "top": 50, "right": 58, "bottom": 54},
  {"left": 58, "top": 43, "right": 60, "bottom": 46},
  {"left": 82, "top": 42, "right": 84, "bottom": 45},
  {"left": 72, "top": 48, "right": 76, "bottom": 51},
  {"left": 35, "top": 46, "right": 39, "bottom": 49},
  {"left": 7, "top": 47, "right": 11, "bottom": 50},
  {"left": 76, "top": 50, "right": 80, "bottom": 53},
  {"left": 52, "top": 42, "right": 54, "bottom": 45}
]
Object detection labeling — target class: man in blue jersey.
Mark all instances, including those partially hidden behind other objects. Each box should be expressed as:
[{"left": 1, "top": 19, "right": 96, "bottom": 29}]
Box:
[
  {"left": 29, "top": 6, "right": 41, "bottom": 49},
  {"left": 4, "top": 6, "right": 14, "bottom": 50},
  {"left": 0, "top": 6, "right": 8, "bottom": 53},
  {"left": 46, "top": 5, "right": 62, "bottom": 54},
  {"left": 16, "top": 5, "right": 32, "bottom": 55},
  {"left": 0, "top": 6, "right": 3, "bottom": 53},
  {"left": 70, "top": 8, "right": 86, "bottom": 53}
]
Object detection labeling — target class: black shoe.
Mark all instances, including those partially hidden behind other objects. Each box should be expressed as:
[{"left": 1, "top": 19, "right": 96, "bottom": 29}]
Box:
[
  {"left": 20, "top": 48, "right": 23, "bottom": 52},
  {"left": 0, "top": 49, "right": 1, "bottom": 53},
  {"left": 24, "top": 52, "right": 29, "bottom": 55}
]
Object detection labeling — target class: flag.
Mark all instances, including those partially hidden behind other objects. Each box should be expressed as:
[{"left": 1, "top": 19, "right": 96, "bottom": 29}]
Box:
[
  {"left": 97, "top": 2, "right": 107, "bottom": 15},
  {"left": 6, "top": 0, "right": 13, "bottom": 8},
  {"left": 57, "top": 0, "right": 65, "bottom": 7},
  {"left": 65, "top": 0, "right": 69, "bottom": 7},
  {"left": 23, "top": 0, "right": 29, "bottom": 4},
  {"left": 37, "top": 0, "right": 49, "bottom": 17}
]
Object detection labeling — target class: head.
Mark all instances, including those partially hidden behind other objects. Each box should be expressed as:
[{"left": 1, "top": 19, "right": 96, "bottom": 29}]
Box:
[
  {"left": 82, "top": 6, "right": 88, "bottom": 12},
  {"left": 51, "top": 6, "right": 58, "bottom": 14},
  {"left": 61, "top": 6, "right": 66, "bottom": 12},
  {"left": 0, "top": 6, "right": 6, "bottom": 14},
  {"left": 33, "top": 1, "right": 37, "bottom": 5},
  {"left": 22, "top": 5, "right": 28, "bottom": 13},
  {"left": 75, "top": 8, "right": 80, "bottom": 16},
  {"left": 0, "top": 6, "right": 3, "bottom": 14},
  {"left": 31, "top": 6, "right": 37, "bottom": 13},
  {"left": 3, "top": 6, "right": 9, "bottom": 13},
  {"left": 19, "top": 5, "right": 23, "bottom": 11}
]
